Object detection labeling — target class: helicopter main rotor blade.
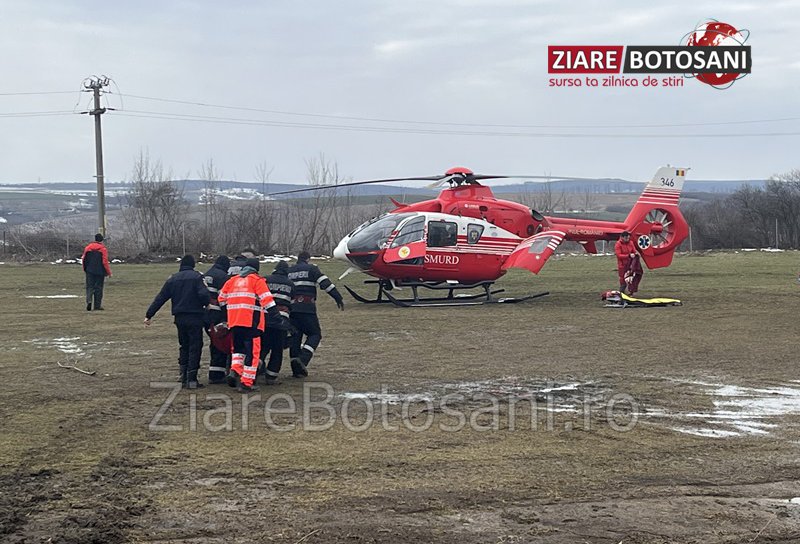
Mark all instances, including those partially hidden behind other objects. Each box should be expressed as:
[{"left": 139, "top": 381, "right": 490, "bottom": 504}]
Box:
[
  {"left": 267, "top": 175, "right": 443, "bottom": 196},
  {"left": 269, "top": 173, "right": 634, "bottom": 196}
]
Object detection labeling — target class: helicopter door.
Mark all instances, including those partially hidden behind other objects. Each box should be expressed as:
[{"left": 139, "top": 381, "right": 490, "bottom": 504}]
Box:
[
  {"left": 502, "top": 230, "right": 566, "bottom": 275},
  {"left": 384, "top": 216, "right": 427, "bottom": 263}
]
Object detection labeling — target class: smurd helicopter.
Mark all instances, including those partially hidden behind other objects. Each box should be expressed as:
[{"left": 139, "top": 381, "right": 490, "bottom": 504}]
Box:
[{"left": 272, "top": 166, "right": 689, "bottom": 307}]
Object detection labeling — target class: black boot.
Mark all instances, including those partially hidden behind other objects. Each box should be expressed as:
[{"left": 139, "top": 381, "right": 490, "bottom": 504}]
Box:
[
  {"left": 290, "top": 357, "right": 308, "bottom": 378},
  {"left": 179, "top": 364, "right": 188, "bottom": 388}
]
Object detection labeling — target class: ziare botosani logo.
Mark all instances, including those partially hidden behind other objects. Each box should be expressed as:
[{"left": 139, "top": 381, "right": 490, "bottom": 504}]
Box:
[{"left": 548, "top": 19, "right": 751, "bottom": 90}]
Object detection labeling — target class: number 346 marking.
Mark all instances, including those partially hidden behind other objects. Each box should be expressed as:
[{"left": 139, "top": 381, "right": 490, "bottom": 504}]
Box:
[{"left": 660, "top": 177, "right": 675, "bottom": 187}]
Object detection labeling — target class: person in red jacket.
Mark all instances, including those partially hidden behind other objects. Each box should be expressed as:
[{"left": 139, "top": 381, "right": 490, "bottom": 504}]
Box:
[
  {"left": 614, "top": 231, "right": 638, "bottom": 294},
  {"left": 218, "top": 258, "right": 285, "bottom": 393},
  {"left": 82, "top": 233, "right": 112, "bottom": 311}
]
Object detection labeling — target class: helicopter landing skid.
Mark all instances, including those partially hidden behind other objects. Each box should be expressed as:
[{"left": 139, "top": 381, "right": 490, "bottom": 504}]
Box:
[
  {"left": 344, "top": 284, "right": 505, "bottom": 304},
  {"left": 383, "top": 290, "right": 549, "bottom": 308},
  {"left": 345, "top": 280, "right": 548, "bottom": 307}
]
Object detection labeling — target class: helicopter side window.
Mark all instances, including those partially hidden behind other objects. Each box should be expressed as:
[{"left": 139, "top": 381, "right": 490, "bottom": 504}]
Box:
[
  {"left": 390, "top": 217, "right": 426, "bottom": 248},
  {"left": 428, "top": 221, "right": 458, "bottom": 247},
  {"left": 347, "top": 213, "right": 414, "bottom": 253},
  {"left": 466, "top": 224, "right": 484, "bottom": 245},
  {"left": 528, "top": 237, "right": 552, "bottom": 254}
]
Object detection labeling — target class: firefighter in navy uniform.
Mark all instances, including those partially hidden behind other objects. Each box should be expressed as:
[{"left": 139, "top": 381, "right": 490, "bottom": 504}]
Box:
[
  {"left": 287, "top": 251, "right": 344, "bottom": 377},
  {"left": 260, "top": 260, "right": 295, "bottom": 385},
  {"left": 227, "top": 249, "right": 255, "bottom": 277},
  {"left": 144, "top": 255, "right": 210, "bottom": 389},
  {"left": 202, "top": 255, "right": 230, "bottom": 384}
]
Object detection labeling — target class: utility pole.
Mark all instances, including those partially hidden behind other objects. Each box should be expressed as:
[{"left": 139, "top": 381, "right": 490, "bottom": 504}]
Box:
[{"left": 83, "top": 76, "right": 111, "bottom": 237}]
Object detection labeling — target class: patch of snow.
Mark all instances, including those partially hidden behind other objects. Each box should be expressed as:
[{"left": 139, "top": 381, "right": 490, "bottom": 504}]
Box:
[
  {"left": 0, "top": 216, "right": 7, "bottom": 223},
  {"left": 760, "top": 248, "right": 784, "bottom": 252},
  {"left": 673, "top": 427, "right": 741, "bottom": 438},
  {"left": 25, "top": 294, "right": 79, "bottom": 299},
  {"left": 789, "top": 498, "right": 800, "bottom": 504},
  {"left": 26, "top": 336, "right": 84, "bottom": 356},
  {"left": 111, "top": 258, "right": 124, "bottom": 263},
  {"left": 339, "top": 392, "right": 434, "bottom": 404},
  {"left": 540, "top": 383, "right": 580, "bottom": 393},
  {"left": 260, "top": 255, "right": 293, "bottom": 263}
]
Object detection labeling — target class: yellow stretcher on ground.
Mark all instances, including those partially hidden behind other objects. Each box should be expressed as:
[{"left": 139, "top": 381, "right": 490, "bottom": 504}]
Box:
[{"left": 601, "top": 290, "right": 682, "bottom": 308}]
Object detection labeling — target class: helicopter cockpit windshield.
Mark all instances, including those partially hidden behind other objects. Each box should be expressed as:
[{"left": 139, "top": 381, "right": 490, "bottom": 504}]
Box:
[{"left": 347, "top": 213, "right": 416, "bottom": 253}]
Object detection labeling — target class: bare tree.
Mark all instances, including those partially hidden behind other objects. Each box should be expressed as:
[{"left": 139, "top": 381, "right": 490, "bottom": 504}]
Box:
[
  {"left": 518, "top": 181, "right": 569, "bottom": 214},
  {"left": 254, "top": 161, "right": 275, "bottom": 253},
  {"left": 199, "top": 158, "right": 222, "bottom": 251},
  {"left": 123, "top": 150, "right": 187, "bottom": 252},
  {"left": 292, "top": 154, "right": 340, "bottom": 253}
]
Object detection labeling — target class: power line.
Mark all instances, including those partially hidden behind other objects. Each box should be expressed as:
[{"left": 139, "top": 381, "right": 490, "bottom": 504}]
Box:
[
  {"left": 0, "top": 90, "right": 77, "bottom": 96},
  {"left": 114, "top": 109, "right": 800, "bottom": 139},
  {"left": 116, "top": 91, "right": 800, "bottom": 130},
  {"left": 0, "top": 110, "right": 75, "bottom": 117}
]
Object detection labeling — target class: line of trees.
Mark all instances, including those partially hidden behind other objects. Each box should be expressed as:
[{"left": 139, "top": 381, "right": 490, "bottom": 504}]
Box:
[
  {"left": 6, "top": 158, "right": 799, "bottom": 259},
  {"left": 120, "top": 152, "right": 385, "bottom": 257},
  {"left": 682, "top": 170, "right": 800, "bottom": 249}
]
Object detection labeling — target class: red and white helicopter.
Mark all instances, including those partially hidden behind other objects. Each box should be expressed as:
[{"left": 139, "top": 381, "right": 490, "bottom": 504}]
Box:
[{"left": 276, "top": 166, "right": 689, "bottom": 306}]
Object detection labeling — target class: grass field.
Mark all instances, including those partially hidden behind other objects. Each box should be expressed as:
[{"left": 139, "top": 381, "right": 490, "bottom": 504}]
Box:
[{"left": 1, "top": 251, "right": 800, "bottom": 543}]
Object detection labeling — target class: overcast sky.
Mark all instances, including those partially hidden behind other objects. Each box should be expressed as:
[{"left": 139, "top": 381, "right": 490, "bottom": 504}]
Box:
[{"left": 0, "top": 0, "right": 798, "bottom": 185}]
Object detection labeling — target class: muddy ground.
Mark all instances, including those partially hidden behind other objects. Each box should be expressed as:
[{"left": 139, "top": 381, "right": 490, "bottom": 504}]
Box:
[{"left": 1, "top": 251, "right": 800, "bottom": 543}]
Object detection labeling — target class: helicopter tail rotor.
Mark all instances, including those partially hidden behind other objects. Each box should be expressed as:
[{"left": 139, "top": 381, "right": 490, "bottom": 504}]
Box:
[{"left": 625, "top": 166, "right": 690, "bottom": 269}]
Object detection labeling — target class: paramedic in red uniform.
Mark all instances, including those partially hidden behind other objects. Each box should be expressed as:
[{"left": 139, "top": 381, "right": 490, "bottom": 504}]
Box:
[
  {"left": 614, "top": 230, "right": 638, "bottom": 294},
  {"left": 218, "top": 258, "right": 286, "bottom": 393}
]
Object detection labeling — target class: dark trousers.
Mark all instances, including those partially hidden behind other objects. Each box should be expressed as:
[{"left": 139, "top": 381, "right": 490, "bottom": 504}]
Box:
[
  {"left": 261, "top": 327, "right": 287, "bottom": 378},
  {"left": 290, "top": 312, "right": 322, "bottom": 365},
  {"left": 175, "top": 315, "right": 204, "bottom": 385},
  {"left": 85, "top": 273, "right": 105, "bottom": 309},
  {"left": 205, "top": 310, "right": 229, "bottom": 382}
]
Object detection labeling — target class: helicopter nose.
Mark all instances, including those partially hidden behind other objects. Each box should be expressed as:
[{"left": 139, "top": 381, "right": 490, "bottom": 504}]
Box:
[{"left": 333, "top": 236, "right": 349, "bottom": 262}]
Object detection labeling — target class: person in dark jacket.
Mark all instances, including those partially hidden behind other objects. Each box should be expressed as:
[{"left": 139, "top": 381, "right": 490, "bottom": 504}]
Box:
[
  {"left": 227, "top": 249, "right": 256, "bottom": 277},
  {"left": 623, "top": 253, "right": 644, "bottom": 296},
  {"left": 144, "top": 255, "right": 211, "bottom": 389},
  {"left": 261, "top": 260, "right": 295, "bottom": 385},
  {"left": 203, "top": 255, "right": 231, "bottom": 384},
  {"left": 82, "top": 233, "right": 112, "bottom": 311},
  {"left": 287, "top": 251, "right": 344, "bottom": 378}
]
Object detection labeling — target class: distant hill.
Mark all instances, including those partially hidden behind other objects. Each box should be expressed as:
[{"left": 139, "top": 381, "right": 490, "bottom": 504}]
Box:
[{"left": 0, "top": 177, "right": 769, "bottom": 199}]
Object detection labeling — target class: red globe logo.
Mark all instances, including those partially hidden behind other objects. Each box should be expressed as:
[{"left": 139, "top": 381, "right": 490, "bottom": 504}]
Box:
[{"left": 682, "top": 19, "right": 750, "bottom": 88}]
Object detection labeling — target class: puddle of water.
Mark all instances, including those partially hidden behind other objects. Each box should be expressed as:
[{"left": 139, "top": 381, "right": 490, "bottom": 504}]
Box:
[
  {"left": 339, "top": 378, "right": 604, "bottom": 412},
  {"left": 648, "top": 379, "right": 800, "bottom": 440}
]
